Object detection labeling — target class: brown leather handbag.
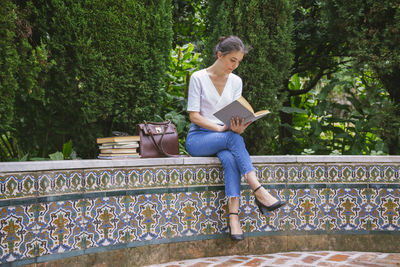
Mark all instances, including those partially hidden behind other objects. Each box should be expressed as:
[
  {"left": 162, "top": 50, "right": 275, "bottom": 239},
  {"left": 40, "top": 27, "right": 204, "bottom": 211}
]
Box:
[{"left": 136, "top": 120, "right": 180, "bottom": 157}]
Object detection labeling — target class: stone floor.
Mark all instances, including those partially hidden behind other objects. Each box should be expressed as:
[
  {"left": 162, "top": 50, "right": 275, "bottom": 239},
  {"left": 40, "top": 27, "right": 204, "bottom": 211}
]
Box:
[{"left": 144, "top": 251, "right": 400, "bottom": 267}]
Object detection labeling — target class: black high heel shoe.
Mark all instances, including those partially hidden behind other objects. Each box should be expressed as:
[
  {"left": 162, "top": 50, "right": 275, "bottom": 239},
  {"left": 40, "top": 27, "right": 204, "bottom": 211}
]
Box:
[
  {"left": 228, "top": 213, "right": 244, "bottom": 241},
  {"left": 253, "top": 185, "right": 286, "bottom": 215}
]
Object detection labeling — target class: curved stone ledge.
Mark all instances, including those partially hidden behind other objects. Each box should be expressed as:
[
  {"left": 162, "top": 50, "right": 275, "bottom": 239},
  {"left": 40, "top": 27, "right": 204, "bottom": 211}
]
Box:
[
  {"left": 2, "top": 155, "right": 400, "bottom": 173},
  {"left": 0, "top": 156, "right": 400, "bottom": 266}
]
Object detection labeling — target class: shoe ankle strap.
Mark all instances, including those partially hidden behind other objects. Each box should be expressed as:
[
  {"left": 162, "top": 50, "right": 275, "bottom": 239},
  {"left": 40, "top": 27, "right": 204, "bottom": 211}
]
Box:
[
  {"left": 253, "top": 185, "right": 263, "bottom": 193},
  {"left": 228, "top": 212, "right": 239, "bottom": 216}
]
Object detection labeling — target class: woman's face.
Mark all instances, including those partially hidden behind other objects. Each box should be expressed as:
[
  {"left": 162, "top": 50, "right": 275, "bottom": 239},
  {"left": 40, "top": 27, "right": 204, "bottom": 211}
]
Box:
[{"left": 218, "top": 50, "right": 244, "bottom": 74}]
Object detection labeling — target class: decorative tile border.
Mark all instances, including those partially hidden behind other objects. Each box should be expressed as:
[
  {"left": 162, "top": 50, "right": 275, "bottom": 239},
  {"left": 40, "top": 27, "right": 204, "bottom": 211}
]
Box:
[
  {"left": 0, "top": 165, "right": 227, "bottom": 200},
  {"left": 2, "top": 164, "right": 400, "bottom": 201},
  {"left": 1, "top": 185, "right": 400, "bottom": 265},
  {"left": 0, "top": 156, "right": 399, "bottom": 265}
]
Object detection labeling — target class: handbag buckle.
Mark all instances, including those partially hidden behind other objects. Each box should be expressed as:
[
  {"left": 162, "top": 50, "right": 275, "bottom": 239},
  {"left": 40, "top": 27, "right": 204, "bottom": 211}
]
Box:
[{"left": 155, "top": 127, "right": 162, "bottom": 133}]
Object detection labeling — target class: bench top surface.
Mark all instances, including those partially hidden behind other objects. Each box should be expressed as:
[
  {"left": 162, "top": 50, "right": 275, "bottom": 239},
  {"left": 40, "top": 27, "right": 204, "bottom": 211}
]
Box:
[{"left": 1, "top": 155, "right": 400, "bottom": 173}]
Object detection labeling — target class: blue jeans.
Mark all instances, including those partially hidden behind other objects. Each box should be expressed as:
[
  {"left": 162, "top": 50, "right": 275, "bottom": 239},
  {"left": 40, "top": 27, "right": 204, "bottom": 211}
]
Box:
[{"left": 185, "top": 123, "right": 255, "bottom": 197}]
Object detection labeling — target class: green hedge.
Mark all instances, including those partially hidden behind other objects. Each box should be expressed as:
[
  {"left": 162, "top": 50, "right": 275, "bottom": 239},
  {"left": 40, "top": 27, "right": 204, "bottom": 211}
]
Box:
[
  {"left": 204, "top": 0, "right": 294, "bottom": 154},
  {"left": 10, "top": 0, "right": 172, "bottom": 158},
  {"left": 0, "top": 0, "right": 19, "bottom": 135}
]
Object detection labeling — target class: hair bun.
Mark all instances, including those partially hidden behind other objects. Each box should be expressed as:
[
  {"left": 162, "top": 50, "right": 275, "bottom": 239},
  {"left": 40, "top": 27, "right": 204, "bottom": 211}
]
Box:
[
  {"left": 214, "top": 35, "right": 248, "bottom": 57},
  {"left": 218, "top": 36, "right": 228, "bottom": 43}
]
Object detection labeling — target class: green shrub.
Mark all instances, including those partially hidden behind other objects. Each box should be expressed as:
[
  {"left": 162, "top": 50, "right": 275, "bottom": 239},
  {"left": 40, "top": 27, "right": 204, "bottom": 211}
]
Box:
[
  {"left": 204, "top": 0, "right": 294, "bottom": 154},
  {"left": 13, "top": 0, "right": 172, "bottom": 159},
  {"left": 163, "top": 43, "right": 202, "bottom": 153},
  {"left": 0, "top": 0, "right": 19, "bottom": 135}
]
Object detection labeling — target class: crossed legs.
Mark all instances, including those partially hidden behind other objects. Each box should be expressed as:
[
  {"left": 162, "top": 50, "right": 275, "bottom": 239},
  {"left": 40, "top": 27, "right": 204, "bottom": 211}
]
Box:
[
  {"left": 186, "top": 127, "right": 279, "bottom": 236},
  {"left": 227, "top": 171, "right": 279, "bottom": 236}
]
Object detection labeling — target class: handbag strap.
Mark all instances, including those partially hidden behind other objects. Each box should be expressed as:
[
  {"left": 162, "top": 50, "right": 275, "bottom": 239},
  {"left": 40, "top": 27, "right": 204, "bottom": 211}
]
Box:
[{"left": 144, "top": 120, "right": 177, "bottom": 157}]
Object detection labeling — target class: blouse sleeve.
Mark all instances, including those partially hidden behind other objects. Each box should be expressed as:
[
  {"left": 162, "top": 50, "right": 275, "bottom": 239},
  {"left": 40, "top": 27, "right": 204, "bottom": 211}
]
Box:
[{"left": 187, "top": 73, "right": 201, "bottom": 112}]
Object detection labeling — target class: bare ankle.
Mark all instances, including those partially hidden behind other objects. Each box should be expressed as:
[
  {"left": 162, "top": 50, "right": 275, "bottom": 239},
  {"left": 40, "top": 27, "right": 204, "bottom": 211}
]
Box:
[{"left": 254, "top": 187, "right": 278, "bottom": 206}]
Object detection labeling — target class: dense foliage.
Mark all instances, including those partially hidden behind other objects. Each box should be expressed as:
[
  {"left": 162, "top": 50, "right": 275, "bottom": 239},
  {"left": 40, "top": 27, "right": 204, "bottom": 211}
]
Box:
[
  {"left": 288, "top": 66, "right": 394, "bottom": 155},
  {"left": 204, "top": 0, "right": 294, "bottom": 154},
  {"left": 3, "top": 0, "right": 172, "bottom": 159},
  {"left": 0, "top": 0, "right": 50, "bottom": 160},
  {"left": 172, "top": 0, "right": 206, "bottom": 47},
  {"left": 164, "top": 43, "right": 202, "bottom": 153},
  {"left": 323, "top": 0, "right": 400, "bottom": 153},
  {"left": 1, "top": 0, "right": 399, "bottom": 161},
  {"left": 279, "top": 0, "right": 349, "bottom": 154},
  {"left": 279, "top": 0, "right": 400, "bottom": 155},
  {"left": 0, "top": 0, "right": 18, "bottom": 135}
]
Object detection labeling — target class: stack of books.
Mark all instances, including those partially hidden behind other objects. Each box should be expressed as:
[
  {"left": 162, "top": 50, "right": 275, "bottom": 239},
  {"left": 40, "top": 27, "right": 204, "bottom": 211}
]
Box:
[{"left": 96, "top": 135, "right": 140, "bottom": 159}]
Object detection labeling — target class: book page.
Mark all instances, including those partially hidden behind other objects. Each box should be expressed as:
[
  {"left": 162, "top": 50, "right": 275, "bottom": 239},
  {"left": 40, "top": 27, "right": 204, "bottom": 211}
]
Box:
[
  {"left": 236, "top": 96, "right": 254, "bottom": 113},
  {"left": 213, "top": 96, "right": 271, "bottom": 126},
  {"left": 254, "top": 110, "right": 270, "bottom": 117},
  {"left": 213, "top": 100, "right": 254, "bottom": 126}
]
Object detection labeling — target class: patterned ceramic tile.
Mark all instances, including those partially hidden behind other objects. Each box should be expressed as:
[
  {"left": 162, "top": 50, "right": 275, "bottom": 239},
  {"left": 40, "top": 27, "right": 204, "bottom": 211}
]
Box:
[
  {"left": 1, "top": 186, "right": 400, "bottom": 264},
  {"left": 207, "top": 166, "right": 224, "bottom": 185},
  {"left": 0, "top": 202, "right": 38, "bottom": 261},
  {"left": 1, "top": 160, "right": 400, "bottom": 265},
  {"left": 255, "top": 165, "right": 287, "bottom": 184},
  {"left": 83, "top": 170, "right": 101, "bottom": 192},
  {"left": 367, "top": 165, "right": 400, "bottom": 183},
  {"left": 194, "top": 167, "right": 209, "bottom": 185},
  {"left": 372, "top": 188, "right": 400, "bottom": 230},
  {"left": 277, "top": 187, "right": 400, "bottom": 233},
  {"left": 380, "top": 165, "right": 400, "bottom": 183},
  {"left": 111, "top": 169, "right": 129, "bottom": 190},
  {"left": 166, "top": 168, "right": 181, "bottom": 186},
  {"left": 2, "top": 164, "right": 400, "bottom": 200},
  {"left": 291, "top": 165, "right": 329, "bottom": 183},
  {"left": 181, "top": 167, "right": 196, "bottom": 186},
  {"left": 0, "top": 173, "right": 37, "bottom": 200},
  {"left": 328, "top": 165, "right": 371, "bottom": 183},
  {"left": 127, "top": 169, "right": 141, "bottom": 188}
]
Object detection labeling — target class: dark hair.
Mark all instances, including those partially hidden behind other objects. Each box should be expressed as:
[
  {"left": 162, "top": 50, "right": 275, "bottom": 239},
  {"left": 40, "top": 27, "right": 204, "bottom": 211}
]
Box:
[{"left": 214, "top": 35, "right": 249, "bottom": 57}]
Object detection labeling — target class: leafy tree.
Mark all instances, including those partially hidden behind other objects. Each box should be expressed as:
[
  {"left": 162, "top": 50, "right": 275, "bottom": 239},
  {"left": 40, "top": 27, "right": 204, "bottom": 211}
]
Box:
[
  {"left": 281, "top": 0, "right": 400, "bottom": 155},
  {"left": 204, "top": 0, "right": 294, "bottom": 154},
  {"left": 172, "top": 0, "right": 207, "bottom": 48},
  {"left": 279, "top": 0, "right": 352, "bottom": 154},
  {"left": 323, "top": 0, "right": 400, "bottom": 153},
  {"left": 288, "top": 65, "right": 394, "bottom": 155}
]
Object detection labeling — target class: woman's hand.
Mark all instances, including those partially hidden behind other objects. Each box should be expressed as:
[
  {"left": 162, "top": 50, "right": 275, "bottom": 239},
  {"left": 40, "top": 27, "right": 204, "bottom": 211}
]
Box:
[
  {"left": 230, "top": 117, "right": 250, "bottom": 134},
  {"left": 218, "top": 124, "right": 229, "bottom": 132}
]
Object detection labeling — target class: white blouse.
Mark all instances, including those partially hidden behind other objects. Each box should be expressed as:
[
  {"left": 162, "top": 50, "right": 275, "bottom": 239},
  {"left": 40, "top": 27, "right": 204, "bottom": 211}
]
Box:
[{"left": 187, "top": 69, "right": 242, "bottom": 125}]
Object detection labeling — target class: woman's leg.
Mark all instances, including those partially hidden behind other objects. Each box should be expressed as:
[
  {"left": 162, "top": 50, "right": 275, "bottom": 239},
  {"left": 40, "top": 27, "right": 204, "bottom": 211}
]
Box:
[
  {"left": 186, "top": 126, "right": 281, "bottom": 216},
  {"left": 207, "top": 132, "right": 279, "bottom": 206},
  {"left": 217, "top": 150, "right": 242, "bottom": 236},
  {"left": 228, "top": 197, "right": 242, "bottom": 236},
  {"left": 187, "top": 129, "right": 254, "bottom": 175},
  {"left": 217, "top": 150, "right": 241, "bottom": 197},
  {"left": 246, "top": 171, "right": 278, "bottom": 206}
]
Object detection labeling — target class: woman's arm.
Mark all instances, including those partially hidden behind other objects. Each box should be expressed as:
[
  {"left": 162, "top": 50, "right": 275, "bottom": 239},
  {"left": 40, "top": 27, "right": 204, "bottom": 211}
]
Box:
[
  {"left": 189, "top": 111, "right": 228, "bottom": 132},
  {"left": 189, "top": 112, "right": 250, "bottom": 134}
]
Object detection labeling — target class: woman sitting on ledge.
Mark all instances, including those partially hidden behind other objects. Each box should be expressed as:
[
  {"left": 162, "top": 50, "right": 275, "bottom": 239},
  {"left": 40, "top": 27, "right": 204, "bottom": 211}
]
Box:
[{"left": 185, "top": 35, "right": 286, "bottom": 241}]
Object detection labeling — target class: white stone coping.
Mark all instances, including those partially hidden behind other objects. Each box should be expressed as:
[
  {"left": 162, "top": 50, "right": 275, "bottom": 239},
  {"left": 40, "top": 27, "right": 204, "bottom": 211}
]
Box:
[{"left": 1, "top": 155, "right": 400, "bottom": 173}]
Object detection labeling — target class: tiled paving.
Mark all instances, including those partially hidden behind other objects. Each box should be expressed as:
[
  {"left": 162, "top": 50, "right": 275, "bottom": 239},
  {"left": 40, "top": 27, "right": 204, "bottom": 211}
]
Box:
[{"left": 145, "top": 251, "right": 400, "bottom": 267}]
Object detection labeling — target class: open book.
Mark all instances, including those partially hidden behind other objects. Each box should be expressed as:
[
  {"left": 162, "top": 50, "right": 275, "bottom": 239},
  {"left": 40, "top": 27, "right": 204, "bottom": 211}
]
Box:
[{"left": 213, "top": 96, "right": 270, "bottom": 126}]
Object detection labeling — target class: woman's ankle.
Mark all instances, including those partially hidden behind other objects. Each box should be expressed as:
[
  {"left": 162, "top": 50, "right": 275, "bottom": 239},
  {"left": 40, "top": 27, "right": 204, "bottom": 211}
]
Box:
[
  {"left": 245, "top": 171, "right": 260, "bottom": 190},
  {"left": 228, "top": 213, "right": 242, "bottom": 234},
  {"left": 254, "top": 187, "right": 277, "bottom": 206}
]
